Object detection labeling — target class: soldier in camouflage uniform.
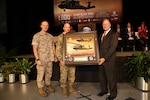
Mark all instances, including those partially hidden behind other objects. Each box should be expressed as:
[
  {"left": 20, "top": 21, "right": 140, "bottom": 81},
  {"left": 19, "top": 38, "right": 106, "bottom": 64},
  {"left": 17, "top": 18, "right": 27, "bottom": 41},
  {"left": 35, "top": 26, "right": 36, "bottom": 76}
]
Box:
[
  {"left": 56, "top": 23, "right": 78, "bottom": 98},
  {"left": 31, "top": 20, "right": 57, "bottom": 97}
]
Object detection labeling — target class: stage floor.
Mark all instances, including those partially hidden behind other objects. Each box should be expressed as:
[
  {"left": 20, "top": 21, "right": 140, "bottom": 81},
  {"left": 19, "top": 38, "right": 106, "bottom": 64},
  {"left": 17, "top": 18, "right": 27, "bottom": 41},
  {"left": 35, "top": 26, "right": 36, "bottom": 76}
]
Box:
[{"left": 0, "top": 80, "right": 149, "bottom": 100}]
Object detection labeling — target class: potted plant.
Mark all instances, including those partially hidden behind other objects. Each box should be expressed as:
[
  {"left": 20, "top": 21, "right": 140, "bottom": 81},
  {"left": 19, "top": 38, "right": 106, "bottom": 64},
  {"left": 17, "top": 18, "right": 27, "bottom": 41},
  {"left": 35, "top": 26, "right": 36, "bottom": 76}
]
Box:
[
  {"left": 124, "top": 51, "right": 150, "bottom": 91},
  {"left": 15, "top": 58, "right": 36, "bottom": 83},
  {"left": 0, "top": 47, "right": 17, "bottom": 83},
  {"left": 0, "top": 61, "right": 18, "bottom": 83},
  {"left": 0, "top": 46, "right": 7, "bottom": 83},
  {"left": 0, "top": 66, "right": 4, "bottom": 82}
]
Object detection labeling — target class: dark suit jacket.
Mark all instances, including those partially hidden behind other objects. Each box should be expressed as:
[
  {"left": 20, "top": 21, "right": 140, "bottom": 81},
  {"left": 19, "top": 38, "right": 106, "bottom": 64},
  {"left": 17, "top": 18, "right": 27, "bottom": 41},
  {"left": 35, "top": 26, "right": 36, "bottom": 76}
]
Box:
[
  {"left": 114, "top": 27, "right": 124, "bottom": 38},
  {"left": 99, "top": 29, "right": 118, "bottom": 66},
  {"left": 123, "top": 27, "right": 135, "bottom": 40}
]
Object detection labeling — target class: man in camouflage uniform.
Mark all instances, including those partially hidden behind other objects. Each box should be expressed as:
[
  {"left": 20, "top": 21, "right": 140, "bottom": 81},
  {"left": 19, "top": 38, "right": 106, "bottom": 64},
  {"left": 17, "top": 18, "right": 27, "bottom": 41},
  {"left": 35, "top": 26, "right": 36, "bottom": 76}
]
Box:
[
  {"left": 56, "top": 23, "right": 78, "bottom": 98},
  {"left": 31, "top": 20, "right": 57, "bottom": 97}
]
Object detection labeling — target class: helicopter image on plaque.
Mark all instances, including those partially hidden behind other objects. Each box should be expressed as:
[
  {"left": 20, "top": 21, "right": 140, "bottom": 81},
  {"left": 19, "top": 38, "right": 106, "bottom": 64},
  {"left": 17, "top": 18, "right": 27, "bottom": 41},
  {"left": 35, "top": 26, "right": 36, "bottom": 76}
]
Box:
[
  {"left": 66, "top": 35, "right": 94, "bottom": 56},
  {"left": 76, "top": 36, "right": 92, "bottom": 42},
  {"left": 73, "top": 44, "right": 92, "bottom": 50}
]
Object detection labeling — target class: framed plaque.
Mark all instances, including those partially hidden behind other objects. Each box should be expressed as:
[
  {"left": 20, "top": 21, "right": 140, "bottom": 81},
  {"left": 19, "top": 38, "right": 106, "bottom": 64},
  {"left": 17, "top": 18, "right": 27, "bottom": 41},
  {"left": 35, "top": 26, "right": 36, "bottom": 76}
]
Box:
[{"left": 63, "top": 31, "right": 99, "bottom": 66}]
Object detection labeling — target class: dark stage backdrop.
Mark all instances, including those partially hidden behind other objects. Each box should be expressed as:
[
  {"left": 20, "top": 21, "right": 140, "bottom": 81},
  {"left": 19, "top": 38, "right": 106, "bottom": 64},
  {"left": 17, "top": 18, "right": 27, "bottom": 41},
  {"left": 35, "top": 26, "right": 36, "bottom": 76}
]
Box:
[{"left": 0, "top": 0, "right": 7, "bottom": 34}]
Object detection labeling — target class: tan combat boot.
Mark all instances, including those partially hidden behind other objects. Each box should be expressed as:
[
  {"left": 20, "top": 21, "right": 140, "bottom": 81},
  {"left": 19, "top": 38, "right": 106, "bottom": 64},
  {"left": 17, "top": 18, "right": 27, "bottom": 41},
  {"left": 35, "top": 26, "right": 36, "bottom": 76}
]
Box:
[
  {"left": 68, "top": 86, "right": 78, "bottom": 94},
  {"left": 38, "top": 88, "right": 47, "bottom": 97},
  {"left": 61, "top": 87, "right": 68, "bottom": 98},
  {"left": 46, "top": 86, "right": 55, "bottom": 93}
]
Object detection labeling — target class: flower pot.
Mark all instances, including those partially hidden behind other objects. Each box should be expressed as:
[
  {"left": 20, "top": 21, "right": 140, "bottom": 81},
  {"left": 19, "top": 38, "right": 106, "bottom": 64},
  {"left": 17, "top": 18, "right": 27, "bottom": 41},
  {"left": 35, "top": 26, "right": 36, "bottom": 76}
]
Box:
[
  {"left": 19, "top": 74, "right": 29, "bottom": 84},
  {"left": 8, "top": 74, "right": 15, "bottom": 83},
  {"left": 0, "top": 73, "right": 4, "bottom": 82},
  {"left": 136, "top": 77, "right": 150, "bottom": 92}
]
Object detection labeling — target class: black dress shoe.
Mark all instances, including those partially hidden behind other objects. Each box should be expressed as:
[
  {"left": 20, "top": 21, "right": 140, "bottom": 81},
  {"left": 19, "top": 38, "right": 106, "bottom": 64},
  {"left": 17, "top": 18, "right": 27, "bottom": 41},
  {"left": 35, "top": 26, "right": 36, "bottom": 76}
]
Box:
[
  {"left": 97, "top": 92, "right": 107, "bottom": 96},
  {"left": 106, "top": 95, "right": 116, "bottom": 100}
]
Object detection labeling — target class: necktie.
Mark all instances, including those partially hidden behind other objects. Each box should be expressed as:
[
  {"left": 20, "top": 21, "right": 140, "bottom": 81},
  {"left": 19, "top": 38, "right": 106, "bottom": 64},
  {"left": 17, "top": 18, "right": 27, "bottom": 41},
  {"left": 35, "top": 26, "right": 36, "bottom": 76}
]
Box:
[{"left": 101, "top": 31, "right": 106, "bottom": 42}]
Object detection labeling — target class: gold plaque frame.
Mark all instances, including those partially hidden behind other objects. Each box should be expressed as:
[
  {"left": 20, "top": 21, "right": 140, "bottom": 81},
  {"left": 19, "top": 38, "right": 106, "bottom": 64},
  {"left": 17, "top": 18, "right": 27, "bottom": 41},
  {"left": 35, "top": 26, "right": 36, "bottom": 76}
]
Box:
[{"left": 63, "top": 31, "right": 99, "bottom": 66}]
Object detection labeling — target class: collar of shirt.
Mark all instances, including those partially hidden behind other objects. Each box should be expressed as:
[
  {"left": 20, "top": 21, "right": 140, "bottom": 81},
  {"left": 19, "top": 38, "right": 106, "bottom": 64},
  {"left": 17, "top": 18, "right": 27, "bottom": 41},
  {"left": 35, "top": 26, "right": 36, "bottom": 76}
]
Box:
[
  {"left": 104, "top": 28, "right": 111, "bottom": 36},
  {"left": 39, "top": 31, "right": 48, "bottom": 35}
]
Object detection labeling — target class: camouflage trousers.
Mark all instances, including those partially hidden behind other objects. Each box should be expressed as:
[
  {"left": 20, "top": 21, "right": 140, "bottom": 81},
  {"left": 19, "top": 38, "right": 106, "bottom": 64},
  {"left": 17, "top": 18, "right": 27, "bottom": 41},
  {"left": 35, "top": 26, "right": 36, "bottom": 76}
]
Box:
[
  {"left": 59, "top": 65, "right": 76, "bottom": 88},
  {"left": 36, "top": 61, "right": 53, "bottom": 88}
]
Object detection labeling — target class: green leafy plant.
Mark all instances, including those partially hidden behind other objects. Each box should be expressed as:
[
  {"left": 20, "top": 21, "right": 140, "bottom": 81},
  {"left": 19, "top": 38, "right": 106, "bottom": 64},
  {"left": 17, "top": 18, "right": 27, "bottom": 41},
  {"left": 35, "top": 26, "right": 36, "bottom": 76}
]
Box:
[
  {"left": 124, "top": 51, "right": 150, "bottom": 85},
  {"left": 15, "top": 58, "right": 36, "bottom": 75},
  {"left": 0, "top": 61, "right": 18, "bottom": 81}
]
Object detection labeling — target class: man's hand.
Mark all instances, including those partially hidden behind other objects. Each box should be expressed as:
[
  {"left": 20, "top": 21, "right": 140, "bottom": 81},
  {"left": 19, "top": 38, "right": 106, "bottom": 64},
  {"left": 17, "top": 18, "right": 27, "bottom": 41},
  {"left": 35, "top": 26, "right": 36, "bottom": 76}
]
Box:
[
  {"left": 36, "top": 60, "right": 43, "bottom": 66},
  {"left": 60, "top": 60, "right": 65, "bottom": 67},
  {"left": 98, "top": 58, "right": 105, "bottom": 65},
  {"left": 54, "top": 56, "right": 58, "bottom": 62}
]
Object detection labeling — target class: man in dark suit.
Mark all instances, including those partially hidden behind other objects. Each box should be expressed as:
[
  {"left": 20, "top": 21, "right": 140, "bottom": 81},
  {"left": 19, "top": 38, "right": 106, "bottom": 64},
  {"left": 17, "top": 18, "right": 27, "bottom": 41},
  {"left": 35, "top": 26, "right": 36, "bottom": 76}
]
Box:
[{"left": 97, "top": 19, "right": 118, "bottom": 100}]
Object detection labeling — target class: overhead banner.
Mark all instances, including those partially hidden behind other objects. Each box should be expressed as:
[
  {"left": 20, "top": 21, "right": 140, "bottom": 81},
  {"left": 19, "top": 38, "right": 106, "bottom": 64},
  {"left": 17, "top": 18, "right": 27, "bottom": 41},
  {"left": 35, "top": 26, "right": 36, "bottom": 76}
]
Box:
[{"left": 54, "top": 0, "right": 122, "bottom": 26}]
